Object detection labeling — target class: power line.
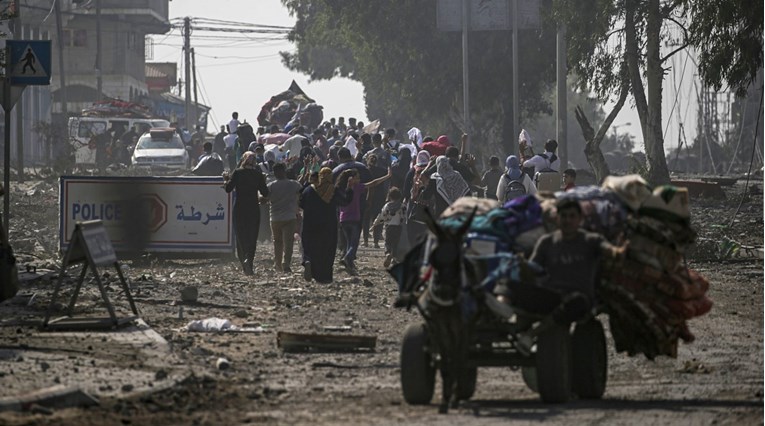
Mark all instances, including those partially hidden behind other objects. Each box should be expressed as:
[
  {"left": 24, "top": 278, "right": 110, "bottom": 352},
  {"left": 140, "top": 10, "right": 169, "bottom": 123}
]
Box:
[{"left": 196, "top": 54, "right": 283, "bottom": 69}]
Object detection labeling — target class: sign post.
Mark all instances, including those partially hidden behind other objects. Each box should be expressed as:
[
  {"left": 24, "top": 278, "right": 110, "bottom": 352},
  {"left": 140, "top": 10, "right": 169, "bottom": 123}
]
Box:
[
  {"left": 437, "top": 0, "right": 541, "bottom": 154},
  {"left": 1, "top": 40, "right": 50, "bottom": 239},
  {"left": 1, "top": 39, "right": 50, "bottom": 290},
  {"left": 42, "top": 220, "right": 139, "bottom": 330}
]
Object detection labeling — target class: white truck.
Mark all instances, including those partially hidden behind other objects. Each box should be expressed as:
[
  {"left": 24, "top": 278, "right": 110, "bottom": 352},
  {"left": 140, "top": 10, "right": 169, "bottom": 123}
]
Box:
[{"left": 68, "top": 116, "right": 171, "bottom": 167}]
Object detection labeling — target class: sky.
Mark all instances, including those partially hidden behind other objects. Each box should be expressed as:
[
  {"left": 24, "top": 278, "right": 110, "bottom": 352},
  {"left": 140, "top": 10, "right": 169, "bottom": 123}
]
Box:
[
  {"left": 154, "top": 0, "right": 702, "bottom": 152},
  {"left": 153, "top": 0, "right": 369, "bottom": 132}
]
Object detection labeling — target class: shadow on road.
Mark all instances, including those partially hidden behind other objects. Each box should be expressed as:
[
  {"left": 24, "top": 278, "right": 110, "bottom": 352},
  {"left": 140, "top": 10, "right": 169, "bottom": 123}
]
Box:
[{"left": 462, "top": 398, "right": 763, "bottom": 420}]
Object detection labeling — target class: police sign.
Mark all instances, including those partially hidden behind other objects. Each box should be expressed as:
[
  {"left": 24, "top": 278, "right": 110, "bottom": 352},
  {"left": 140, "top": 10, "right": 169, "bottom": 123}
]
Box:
[{"left": 7, "top": 40, "right": 51, "bottom": 86}]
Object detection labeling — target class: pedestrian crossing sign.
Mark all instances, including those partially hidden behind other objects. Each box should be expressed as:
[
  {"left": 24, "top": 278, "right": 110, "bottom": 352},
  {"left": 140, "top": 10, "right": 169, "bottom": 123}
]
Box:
[{"left": 7, "top": 40, "right": 51, "bottom": 86}]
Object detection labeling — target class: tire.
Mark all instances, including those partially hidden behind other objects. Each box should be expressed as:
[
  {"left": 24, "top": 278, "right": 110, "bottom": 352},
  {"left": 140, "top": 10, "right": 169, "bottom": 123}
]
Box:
[
  {"left": 572, "top": 319, "right": 608, "bottom": 399},
  {"left": 457, "top": 367, "right": 477, "bottom": 400},
  {"left": 521, "top": 366, "right": 538, "bottom": 393},
  {"left": 400, "top": 323, "right": 435, "bottom": 404},
  {"left": 535, "top": 324, "right": 572, "bottom": 403}
]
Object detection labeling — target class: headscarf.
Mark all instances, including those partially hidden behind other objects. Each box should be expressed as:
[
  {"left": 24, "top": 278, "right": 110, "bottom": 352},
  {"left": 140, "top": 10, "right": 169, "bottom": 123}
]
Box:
[
  {"left": 433, "top": 155, "right": 469, "bottom": 205},
  {"left": 396, "top": 147, "right": 412, "bottom": 168},
  {"left": 415, "top": 150, "right": 431, "bottom": 167},
  {"left": 312, "top": 167, "right": 335, "bottom": 204},
  {"left": 391, "top": 147, "right": 412, "bottom": 184},
  {"left": 505, "top": 155, "right": 523, "bottom": 180},
  {"left": 344, "top": 136, "right": 358, "bottom": 158},
  {"left": 239, "top": 151, "right": 257, "bottom": 169}
]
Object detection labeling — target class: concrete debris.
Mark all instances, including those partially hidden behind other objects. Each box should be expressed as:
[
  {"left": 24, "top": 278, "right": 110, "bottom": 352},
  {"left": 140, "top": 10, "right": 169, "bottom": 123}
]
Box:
[
  {"left": 215, "top": 357, "right": 231, "bottom": 370},
  {"left": 180, "top": 286, "right": 199, "bottom": 303},
  {"left": 0, "top": 385, "right": 99, "bottom": 412}
]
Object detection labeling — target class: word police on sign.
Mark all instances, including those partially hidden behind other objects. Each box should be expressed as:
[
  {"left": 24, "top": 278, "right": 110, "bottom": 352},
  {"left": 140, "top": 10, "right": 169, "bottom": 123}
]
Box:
[{"left": 437, "top": 0, "right": 540, "bottom": 31}]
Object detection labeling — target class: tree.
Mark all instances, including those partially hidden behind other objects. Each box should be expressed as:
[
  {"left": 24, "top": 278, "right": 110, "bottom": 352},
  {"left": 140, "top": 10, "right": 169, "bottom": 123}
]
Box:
[
  {"left": 280, "top": 0, "right": 559, "bottom": 161},
  {"left": 556, "top": 0, "right": 763, "bottom": 185},
  {"left": 684, "top": 0, "right": 764, "bottom": 96},
  {"left": 576, "top": 69, "right": 630, "bottom": 183},
  {"left": 524, "top": 75, "right": 614, "bottom": 171}
]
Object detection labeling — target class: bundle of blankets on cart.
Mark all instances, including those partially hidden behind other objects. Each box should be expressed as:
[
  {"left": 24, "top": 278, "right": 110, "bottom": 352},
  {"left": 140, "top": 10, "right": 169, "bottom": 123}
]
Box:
[{"left": 434, "top": 174, "right": 712, "bottom": 360}]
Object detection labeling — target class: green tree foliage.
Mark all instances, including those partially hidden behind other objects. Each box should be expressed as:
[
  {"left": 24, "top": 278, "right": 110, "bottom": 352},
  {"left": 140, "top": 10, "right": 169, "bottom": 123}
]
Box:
[
  {"left": 684, "top": 0, "right": 763, "bottom": 96},
  {"left": 280, "top": 0, "right": 558, "bottom": 159},
  {"left": 554, "top": 0, "right": 763, "bottom": 184}
]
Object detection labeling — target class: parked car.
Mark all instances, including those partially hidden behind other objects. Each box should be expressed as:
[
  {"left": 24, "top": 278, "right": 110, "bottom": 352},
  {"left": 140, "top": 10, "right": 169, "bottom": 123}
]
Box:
[
  {"left": 68, "top": 116, "right": 170, "bottom": 167},
  {"left": 131, "top": 128, "right": 189, "bottom": 171}
]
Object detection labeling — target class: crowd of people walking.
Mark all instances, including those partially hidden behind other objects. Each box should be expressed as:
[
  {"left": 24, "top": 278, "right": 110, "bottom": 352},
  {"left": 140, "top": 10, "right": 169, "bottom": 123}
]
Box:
[{"left": 218, "top": 111, "right": 577, "bottom": 282}]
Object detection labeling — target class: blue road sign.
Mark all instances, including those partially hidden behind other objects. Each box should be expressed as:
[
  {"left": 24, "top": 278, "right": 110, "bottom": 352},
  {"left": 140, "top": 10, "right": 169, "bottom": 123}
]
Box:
[{"left": 8, "top": 40, "right": 52, "bottom": 86}]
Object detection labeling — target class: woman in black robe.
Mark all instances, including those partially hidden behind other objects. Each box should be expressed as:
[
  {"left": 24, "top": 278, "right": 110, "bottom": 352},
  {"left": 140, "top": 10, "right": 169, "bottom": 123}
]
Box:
[
  {"left": 300, "top": 167, "right": 354, "bottom": 283},
  {"left": 224, "top": 151, "right": 269, "bottom": 275}
]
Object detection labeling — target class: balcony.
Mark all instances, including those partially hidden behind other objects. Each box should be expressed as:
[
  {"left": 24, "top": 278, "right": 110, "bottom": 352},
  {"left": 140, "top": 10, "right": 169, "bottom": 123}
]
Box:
[{"left": 72, "top": 0, "right": 169, "bottom": 34}]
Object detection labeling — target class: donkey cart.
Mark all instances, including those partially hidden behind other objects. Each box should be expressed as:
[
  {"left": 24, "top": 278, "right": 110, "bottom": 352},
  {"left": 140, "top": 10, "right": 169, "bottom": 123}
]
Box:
[
  {"left": 394, "top": 212, "right": 608, "bottom": 411},
  {"left": 400, "top": 296, "right": 608, "bottom": 406}
]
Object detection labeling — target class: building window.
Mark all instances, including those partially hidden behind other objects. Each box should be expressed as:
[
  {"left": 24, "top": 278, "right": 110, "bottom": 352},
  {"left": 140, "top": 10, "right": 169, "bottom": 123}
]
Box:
[
  {"left": 62, "top": 29, "right": 87, "bottom": 47},
  {"left": 127, "top": 32, "right": 136, "bottom": 50}
]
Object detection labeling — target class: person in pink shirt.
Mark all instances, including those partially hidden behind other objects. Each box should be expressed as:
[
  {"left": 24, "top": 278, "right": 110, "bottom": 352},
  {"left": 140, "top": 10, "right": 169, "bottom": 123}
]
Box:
[{"left": 338, "top": 168, "right": 393, "bottom": 275}]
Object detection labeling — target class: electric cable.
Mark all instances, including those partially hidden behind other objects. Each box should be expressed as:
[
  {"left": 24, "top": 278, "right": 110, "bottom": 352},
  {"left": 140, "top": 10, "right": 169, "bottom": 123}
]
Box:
[{"left": 728, "top": 86, "right": 764, "bottom": 228}]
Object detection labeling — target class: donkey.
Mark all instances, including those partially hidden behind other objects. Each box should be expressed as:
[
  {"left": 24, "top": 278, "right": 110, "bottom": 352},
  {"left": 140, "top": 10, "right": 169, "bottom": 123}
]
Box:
[{"left": 418, "top": 207, "right": 477, "bottom": 414}]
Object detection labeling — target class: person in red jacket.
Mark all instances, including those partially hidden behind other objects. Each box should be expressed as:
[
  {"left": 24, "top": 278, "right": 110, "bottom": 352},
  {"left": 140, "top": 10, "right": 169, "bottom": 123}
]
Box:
[{"left": 421, "top": 134, "right": 451, "bottom": 157}]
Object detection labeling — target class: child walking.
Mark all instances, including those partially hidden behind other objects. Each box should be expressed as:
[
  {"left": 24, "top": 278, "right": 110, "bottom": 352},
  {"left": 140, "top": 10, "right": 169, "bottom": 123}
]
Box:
[{"left": 374, "top": 187, "right": 407, "bottom": 268}]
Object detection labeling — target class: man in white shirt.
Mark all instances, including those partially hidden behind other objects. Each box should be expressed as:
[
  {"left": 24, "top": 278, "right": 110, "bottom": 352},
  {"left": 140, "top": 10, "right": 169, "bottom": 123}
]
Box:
[
  {"left": 228, "top": 112, "right": 241, "bottom": 136},
  {"left": 523, "top": 139, "right": 561, "bottom": 174}
]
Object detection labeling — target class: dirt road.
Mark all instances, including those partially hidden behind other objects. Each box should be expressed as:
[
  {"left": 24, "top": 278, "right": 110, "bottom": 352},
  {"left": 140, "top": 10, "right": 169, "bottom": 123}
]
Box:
[{"left": 0, "top": 179, "right": 762, "bottom": 425}]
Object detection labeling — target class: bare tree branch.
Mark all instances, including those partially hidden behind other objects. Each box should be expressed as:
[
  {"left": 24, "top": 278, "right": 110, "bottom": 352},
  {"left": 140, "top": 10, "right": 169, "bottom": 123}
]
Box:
[{"left": 661, "top": 42, "right": 689, "bottom": 63}]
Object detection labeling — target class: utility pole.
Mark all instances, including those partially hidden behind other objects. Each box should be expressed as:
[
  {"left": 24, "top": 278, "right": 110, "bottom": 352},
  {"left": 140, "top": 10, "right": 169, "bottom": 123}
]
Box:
[
  {"left": 54, "top": 0, "right": 67, "bottom": 117},
  {"left": 556, "top": 24, "right": 567, "bottom": 171},
  {"left": 1, "top": 4, "right": 20, "bottom": 235},
  {"left": 183, "top": 17, "right": 192, "bottom": 131},
  {"left": 192, "top": 47, "right": 198, "bottom": 129},
  {"left": 95, "top": 0, "right": 102, "bottom": 100},
  {"left": 14, "top": 20, "right": 22, "bottom": 182},
  {"left": 511, "top": 0, "right": 519, "bottom": 156},
  {"left": 461, "top": 0, "right": 470, "bottom": 151}
]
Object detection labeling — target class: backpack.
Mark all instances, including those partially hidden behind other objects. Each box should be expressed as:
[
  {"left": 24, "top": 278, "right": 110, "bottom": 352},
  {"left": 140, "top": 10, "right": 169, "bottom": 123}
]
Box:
[
  {"left": 504, "top": 175, "right": 527, "bottom": 201},
  {"left": 534, "top": 153, "right": 560, "bottom": 192}
]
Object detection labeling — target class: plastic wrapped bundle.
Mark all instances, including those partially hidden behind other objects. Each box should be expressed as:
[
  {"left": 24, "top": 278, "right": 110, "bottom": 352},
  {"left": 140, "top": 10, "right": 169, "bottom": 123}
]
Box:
[{"left": 556, "top": 186, "right": 630, "bottom": 242}]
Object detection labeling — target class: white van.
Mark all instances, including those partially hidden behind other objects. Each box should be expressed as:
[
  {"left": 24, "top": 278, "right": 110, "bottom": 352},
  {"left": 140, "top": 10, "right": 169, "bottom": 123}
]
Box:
[{"left": 68, "top": 116, "right": 171, "bottom": 166}]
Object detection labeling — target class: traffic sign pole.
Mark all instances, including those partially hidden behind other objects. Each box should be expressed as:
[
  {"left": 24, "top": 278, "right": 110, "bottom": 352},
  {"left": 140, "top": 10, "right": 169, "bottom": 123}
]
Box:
[
  {"left": 3, "top": 75, "right": 10, "bottom": 235},
  {"left": 2, "top": 73, "right": 12, "bottom": 293}
]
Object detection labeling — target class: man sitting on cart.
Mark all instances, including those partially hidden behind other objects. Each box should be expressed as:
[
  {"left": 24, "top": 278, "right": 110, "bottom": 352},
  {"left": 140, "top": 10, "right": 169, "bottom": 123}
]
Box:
[
  {"left": 529, "top": 198, "right": 626, "bottom": 310},
  {"left": 511, "top": 198, "right": 626, "bottom": 354}
]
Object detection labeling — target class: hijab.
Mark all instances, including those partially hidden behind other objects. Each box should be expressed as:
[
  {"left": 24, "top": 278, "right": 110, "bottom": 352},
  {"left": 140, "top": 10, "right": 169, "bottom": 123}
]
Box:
[
  {"left": 396, "top": 147, "right": 412, "bottom": 168},
  {"left": 344, "top": 136, "right": 358, "bottom": 158},
  {"left": 415, "top": 150, "right": 431, "bottom": 168},
  {"left": 434, "top": 155, "right": 469, "bottom": 204},
  {"left": 505, "top": 155, "right": 523, "bottom": 180},
  {"left": 392, "top": 147, "right": 412, "bottom": 184},
  {"left": 312, "top": 167, "right": 335, "bottom": 204}
]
